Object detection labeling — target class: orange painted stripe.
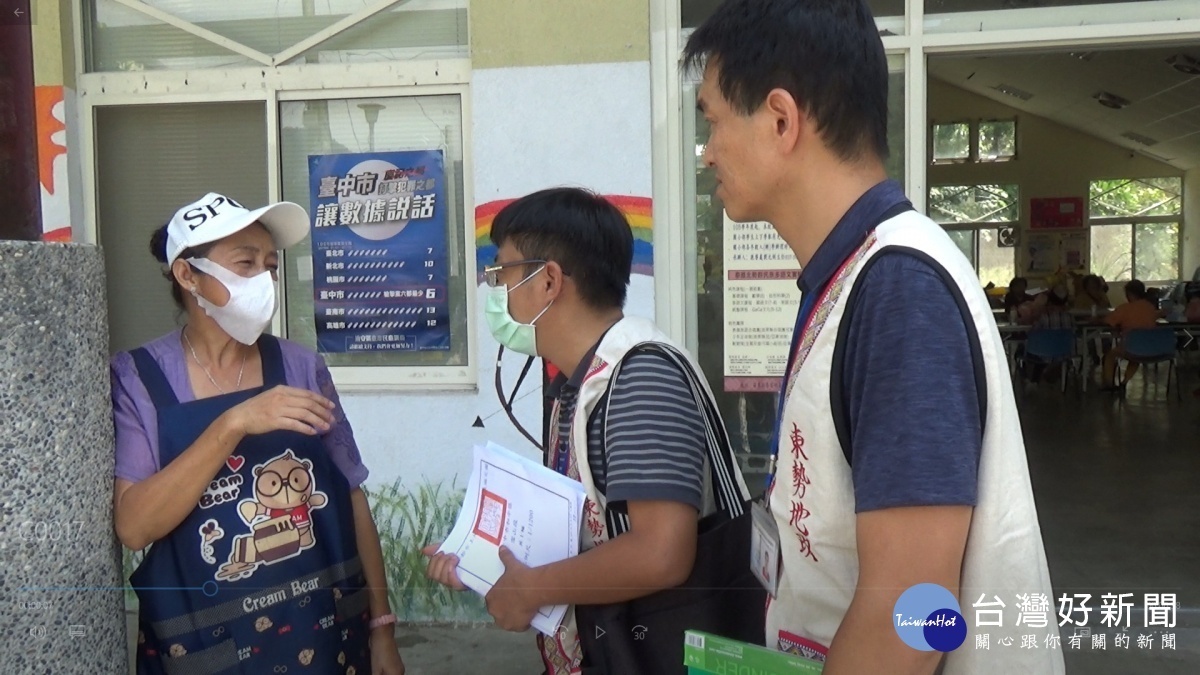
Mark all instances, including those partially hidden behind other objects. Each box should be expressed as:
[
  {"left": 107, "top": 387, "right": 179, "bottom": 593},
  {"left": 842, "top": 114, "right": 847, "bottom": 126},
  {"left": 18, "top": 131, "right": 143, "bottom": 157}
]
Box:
[{"left": 41, "top": 227, "right": 71, "bottom": 243}]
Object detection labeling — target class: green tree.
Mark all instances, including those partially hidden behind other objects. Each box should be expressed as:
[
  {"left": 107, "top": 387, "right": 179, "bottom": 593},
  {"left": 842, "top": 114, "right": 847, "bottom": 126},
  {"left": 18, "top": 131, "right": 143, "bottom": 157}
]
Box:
[
  {"left": 1089, "top": 178, "right": 1181, "bottom": 282},
  {"left": 932, "top": 122, "right": 970, "bottom": 162},
  {"left": 929, "top": 184, "right": 1019, "bottom": 224},
  {"left": 979, "top": 121, "right": 1016, "bottom": 161}
]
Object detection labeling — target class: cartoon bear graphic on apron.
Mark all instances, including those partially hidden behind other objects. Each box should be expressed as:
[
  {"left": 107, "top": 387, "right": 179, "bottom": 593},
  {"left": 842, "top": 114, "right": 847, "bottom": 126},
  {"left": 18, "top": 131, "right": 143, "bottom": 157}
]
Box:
[
  {"left": 216, "top": 450, "right": 329, "bottom": 582},
  {"left": 129, "top": 336, "right": 370, "bottom": 675}
]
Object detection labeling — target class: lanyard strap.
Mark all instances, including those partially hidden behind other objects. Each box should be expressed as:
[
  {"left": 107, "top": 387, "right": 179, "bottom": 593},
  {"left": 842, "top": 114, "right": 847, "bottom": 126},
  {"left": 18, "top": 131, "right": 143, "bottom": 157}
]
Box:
[{"left": 551, "top": 399, "right": 571, "bottom": 476}]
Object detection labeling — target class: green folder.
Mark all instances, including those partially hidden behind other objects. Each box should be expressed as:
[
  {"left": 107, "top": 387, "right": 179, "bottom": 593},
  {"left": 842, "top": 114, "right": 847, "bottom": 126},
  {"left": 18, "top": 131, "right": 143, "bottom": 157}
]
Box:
[{"left": 684, "top": 631, "right": 825, "bottom": 675}]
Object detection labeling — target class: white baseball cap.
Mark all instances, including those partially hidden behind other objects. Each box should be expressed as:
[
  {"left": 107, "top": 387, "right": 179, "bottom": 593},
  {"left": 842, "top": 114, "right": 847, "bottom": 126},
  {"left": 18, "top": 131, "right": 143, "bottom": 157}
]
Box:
[{"left": 165, "top": 192, "right": 310, "bottom": 265}]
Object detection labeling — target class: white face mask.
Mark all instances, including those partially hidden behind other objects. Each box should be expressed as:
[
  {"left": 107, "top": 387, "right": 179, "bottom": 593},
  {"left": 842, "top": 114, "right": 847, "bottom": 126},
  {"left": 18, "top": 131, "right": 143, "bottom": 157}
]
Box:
[{"left": 187, "top": 257, "right": 277, "bottom": 345}]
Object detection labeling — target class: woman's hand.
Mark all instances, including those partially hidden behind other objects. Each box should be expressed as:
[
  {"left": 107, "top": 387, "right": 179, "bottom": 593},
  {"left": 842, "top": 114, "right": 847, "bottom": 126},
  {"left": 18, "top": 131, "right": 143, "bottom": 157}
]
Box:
[
  {"left": 226, "top": 385, "right": 335, "bottom": 436},
  {"left": 370, "top": 629, "right": 405, "bottom": 675}
]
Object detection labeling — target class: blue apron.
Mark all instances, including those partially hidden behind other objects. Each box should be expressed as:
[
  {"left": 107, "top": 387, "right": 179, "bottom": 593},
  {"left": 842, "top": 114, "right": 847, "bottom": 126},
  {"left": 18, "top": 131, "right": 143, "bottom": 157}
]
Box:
[{"left": 129, "top": 335, "right": 370, "bottom": 675}]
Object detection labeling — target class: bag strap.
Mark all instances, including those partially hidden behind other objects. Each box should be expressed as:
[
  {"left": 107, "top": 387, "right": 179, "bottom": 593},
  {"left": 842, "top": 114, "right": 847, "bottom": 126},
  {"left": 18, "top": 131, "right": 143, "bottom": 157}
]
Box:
[
  {"left": 600, "top": 343, "right": 748, "bottom": 538},
  {"left": 257, "top": 334, "right": 287, "bottom": 389},
  {"left": 131, "top": 346, "right": 179, "bottom": 409}
]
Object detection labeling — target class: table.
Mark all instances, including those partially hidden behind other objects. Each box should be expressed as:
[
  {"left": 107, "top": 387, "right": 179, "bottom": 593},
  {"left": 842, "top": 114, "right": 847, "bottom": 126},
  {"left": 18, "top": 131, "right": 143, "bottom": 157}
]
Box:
[
  {"left": 998, "top": 322, "right": 1101, "bottom": 392},
  {"left": 995, "top": 321, "right": 1200, "bottom": 392}
]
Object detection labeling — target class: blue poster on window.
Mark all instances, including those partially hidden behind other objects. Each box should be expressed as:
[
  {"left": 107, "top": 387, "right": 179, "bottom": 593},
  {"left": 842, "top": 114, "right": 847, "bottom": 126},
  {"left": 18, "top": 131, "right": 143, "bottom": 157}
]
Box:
[{"left": 308, "top": 150, "right": 450, "bottom": 353}]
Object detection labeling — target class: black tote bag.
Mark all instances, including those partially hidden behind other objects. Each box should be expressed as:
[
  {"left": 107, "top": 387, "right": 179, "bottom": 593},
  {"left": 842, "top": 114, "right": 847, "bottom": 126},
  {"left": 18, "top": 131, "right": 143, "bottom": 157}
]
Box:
[{"left": 573, "top": 344, "right": 767, "bottom": 675}]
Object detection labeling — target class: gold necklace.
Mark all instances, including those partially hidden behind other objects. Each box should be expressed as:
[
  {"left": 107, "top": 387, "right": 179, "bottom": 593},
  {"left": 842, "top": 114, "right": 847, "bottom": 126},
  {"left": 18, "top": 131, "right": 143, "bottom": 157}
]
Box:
[{"left": 183, "top": 329, "right": 246, "bottom": 394}]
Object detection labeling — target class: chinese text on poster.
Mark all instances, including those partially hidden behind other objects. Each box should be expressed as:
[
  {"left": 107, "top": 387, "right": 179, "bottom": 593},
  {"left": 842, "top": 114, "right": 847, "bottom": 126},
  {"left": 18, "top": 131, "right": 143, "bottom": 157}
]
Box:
[
  {"left": 309, "top": 150, "right": 451, "bottom": 354},
  {"left": 722, "top": 212, "right": 801, "bottom": 392}
]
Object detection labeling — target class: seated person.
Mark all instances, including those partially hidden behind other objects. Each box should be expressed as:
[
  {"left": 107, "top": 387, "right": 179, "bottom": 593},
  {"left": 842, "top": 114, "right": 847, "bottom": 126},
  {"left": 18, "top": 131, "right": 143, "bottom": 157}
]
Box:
[
  {"left": 1101, "top": 279, "right": 1162, "bottom": 390},
  {"left": 1023, "top": 287, "right": 1075, "bottom": 382},
  {"left": 1016, "top": 285, "right": 1072, "bottom": 327},
  {"left": 1004, "top": 277, "right": 1034, "bottom": 320},
  {"left": 1072, "top": 274, "right": 1112, "bottom": 313},
  {"left": 1146, "top": 286, "right": 1163, "bottom": 310},
  {"left": 1033, "top": 286, "right": 1075, "bottom": 331},
  {"left": 1187, "top": 291, "right": 1200, "bottom": 323}
]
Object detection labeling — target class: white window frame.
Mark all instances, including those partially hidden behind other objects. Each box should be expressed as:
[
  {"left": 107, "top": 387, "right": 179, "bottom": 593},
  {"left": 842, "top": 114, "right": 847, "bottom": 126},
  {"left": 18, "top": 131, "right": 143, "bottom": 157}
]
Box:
[
  {"left": 74, "top": 1, "right": 477, "bottom": 392},
  {"left": 652, "top": 0, "right": 1200, "bottom": 350}
]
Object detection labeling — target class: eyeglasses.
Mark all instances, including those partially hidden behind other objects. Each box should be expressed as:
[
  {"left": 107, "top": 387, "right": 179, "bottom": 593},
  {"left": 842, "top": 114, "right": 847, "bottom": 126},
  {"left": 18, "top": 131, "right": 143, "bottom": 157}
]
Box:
[
  {"left": 256, "top": 467, "right": 312, "bottom": 498},
  {"left": 483, "top": 259, "right": 547, "bottom": 288}
]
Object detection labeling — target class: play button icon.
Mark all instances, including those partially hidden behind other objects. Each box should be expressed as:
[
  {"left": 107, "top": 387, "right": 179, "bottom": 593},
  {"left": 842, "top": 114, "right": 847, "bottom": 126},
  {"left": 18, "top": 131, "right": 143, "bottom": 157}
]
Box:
[{"left": 595, "top": 626, "right": 606, "bottom": 639}]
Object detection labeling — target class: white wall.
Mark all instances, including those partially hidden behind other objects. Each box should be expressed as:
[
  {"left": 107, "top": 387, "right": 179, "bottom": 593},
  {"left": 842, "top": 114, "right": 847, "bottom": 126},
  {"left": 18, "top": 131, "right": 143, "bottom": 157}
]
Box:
[
  {"left": 324, "top": 60, "right": 655, "bottom": 622},
  {"left": 338, "top": 60, "right": 655, "bottom": 488},
  {"left": 928, "top": 79, "right": 1185, "bottom": 279}
]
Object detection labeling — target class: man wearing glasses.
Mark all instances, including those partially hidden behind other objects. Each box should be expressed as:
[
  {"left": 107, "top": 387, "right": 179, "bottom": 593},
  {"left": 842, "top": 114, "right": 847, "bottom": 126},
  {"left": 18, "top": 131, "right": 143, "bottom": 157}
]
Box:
[{"left": 424, "top": 187, "right": 749, "bottom": 674}]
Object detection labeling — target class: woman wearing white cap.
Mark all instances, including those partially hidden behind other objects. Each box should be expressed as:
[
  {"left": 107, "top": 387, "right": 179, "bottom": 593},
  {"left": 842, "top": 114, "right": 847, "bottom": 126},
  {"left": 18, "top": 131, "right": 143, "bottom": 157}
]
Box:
[{"left": 110, "top": 193, "right": 405, "bottom": 674}]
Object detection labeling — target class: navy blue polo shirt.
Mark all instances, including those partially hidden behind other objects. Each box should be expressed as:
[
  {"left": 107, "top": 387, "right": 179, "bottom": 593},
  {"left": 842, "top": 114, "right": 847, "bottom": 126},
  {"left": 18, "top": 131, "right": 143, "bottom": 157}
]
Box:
[{"left": 795, "top": 180, "right": 982, "bottom": 513}]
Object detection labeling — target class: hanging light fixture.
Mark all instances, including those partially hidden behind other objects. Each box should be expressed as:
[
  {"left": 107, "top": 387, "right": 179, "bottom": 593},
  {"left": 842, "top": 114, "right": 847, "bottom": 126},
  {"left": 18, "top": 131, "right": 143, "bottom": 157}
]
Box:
[
  {"left": 1093, "top": 91, "right": 1130, "bottom": 110},
  {"left": 1166, "top": 54, "right": 1200, "bottom": 76}
]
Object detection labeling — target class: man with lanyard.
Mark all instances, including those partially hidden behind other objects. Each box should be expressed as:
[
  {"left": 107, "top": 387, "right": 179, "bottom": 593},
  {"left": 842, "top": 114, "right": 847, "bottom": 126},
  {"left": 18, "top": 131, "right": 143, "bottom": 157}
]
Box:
[
  {"left": 685, "top": 2, "right": 1062, "bottom": 674},
  {"left": 424, "top": 187, "right": 751, "bottom": 674}
]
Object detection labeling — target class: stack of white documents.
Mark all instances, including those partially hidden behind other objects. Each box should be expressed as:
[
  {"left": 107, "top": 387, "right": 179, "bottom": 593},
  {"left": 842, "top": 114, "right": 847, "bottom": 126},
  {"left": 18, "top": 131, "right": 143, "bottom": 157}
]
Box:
[{"left": 437, "top": 442, "right": 587, "bottom": 635}]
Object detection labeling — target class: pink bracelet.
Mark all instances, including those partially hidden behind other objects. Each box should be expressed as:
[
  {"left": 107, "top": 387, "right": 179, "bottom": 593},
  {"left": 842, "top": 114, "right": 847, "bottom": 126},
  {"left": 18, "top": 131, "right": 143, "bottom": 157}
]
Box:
[{"left": 369, "top": 613, "right": 397, "bottom": 630}]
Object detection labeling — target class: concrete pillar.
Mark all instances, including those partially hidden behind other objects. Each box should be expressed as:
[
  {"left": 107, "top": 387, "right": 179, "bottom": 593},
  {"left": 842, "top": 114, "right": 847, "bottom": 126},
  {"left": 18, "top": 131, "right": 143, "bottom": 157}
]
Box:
[{"left": 0, "top": 241, "right": 125, "bottom": 673}]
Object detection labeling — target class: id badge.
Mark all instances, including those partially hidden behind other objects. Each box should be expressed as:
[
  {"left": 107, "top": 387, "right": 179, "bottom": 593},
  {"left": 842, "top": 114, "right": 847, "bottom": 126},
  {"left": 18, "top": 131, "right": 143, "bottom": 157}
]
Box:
[{"left": 750, "top": 501, "right": 781, "bottom": 597}]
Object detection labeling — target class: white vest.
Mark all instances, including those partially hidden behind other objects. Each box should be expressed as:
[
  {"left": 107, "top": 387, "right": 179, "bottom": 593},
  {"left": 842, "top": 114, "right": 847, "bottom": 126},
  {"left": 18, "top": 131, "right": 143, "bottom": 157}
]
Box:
[
  {"left": 765, "top": 211, "right": 1065, "bottom": 673},
  {"left": 537, "top": 316, "right": 750, "bottom": 674}
]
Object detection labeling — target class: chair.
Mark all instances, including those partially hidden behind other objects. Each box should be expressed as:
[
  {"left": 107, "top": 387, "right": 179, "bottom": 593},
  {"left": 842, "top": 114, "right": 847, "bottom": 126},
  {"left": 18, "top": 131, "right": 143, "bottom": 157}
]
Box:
[
  {"left": 1118, "top": 328, "right": 1180, "bottom": 401},
  {"left": 1020, "top": 329, "right": 1081, "bottom": 394}
]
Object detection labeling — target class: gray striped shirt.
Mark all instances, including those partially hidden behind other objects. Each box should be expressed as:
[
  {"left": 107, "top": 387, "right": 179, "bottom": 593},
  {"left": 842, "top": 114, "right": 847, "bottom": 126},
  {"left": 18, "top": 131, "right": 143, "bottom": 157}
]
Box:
[{"left": 551, "top": 348, "right": 707, "bottom": 512}]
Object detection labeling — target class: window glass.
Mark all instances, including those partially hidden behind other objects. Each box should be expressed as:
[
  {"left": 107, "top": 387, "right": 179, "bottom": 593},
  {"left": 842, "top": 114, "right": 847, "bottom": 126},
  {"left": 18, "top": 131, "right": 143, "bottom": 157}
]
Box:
[
  {"left": 947, "top": 229, "right": 975, "bottom": 269},
  {"left": 280, "top": 94, "right": 469, "bottom": 368},
  {"left": 944, "top": 228, "right": 1015, "bottom": 287},
  {"left": 929, "top": 184, "right": 1020, "bottom": 224},
  {"left": 932, "top": 122, "right": 971, "bottom": 163},
  {"left": 1088, "top": 178, "right": 1181, "bottom": 283},
  {"left": 682, "top": 0, "right": 904, "bottom": 33},
  {"left": 87, "top": 0, "right": 467, "bottom": 71},
  {"left": 89, "top": 0, "right": 255, "bottom": 70},
  {"left": 978, "top": 120, "right": 1016, "bottom": 162},
  {"left": 1089, "top": 177, "right": 1181, "bottom": 219},
  {"left": 978, "top": 228, "right": 1016, "bottom": 287},
  {"left": 1134, "top": 222, "right": 1180, "bottom": 281},
  {"left": 924, "top": 0, "right": 1198, "bottom": 34},
  {"left": 1090, "top": 223, "right": 1133, "bottom": 282},
  {"left": 931, "top": 186, "right": 1018, "bottom": 287}
]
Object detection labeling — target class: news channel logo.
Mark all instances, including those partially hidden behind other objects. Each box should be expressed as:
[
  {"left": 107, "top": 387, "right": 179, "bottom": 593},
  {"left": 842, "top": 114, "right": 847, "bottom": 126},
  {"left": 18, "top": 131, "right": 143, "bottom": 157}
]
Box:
[{"left": 893, "top": 583, "right": 967, "bottom": 652}]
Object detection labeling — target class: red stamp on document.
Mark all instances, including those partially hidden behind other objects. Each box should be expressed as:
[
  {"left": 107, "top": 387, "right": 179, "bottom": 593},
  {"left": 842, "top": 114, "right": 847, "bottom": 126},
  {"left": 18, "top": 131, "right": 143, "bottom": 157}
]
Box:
[{"left": 473, "top": 490, "right": 508, "bottom": 545}]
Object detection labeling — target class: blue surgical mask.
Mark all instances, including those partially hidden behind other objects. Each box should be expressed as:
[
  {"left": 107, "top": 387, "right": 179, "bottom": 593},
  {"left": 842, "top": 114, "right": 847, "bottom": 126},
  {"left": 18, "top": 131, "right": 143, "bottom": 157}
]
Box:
[{"left": 485, "top": 266, "right": 552, "bottom": 356}]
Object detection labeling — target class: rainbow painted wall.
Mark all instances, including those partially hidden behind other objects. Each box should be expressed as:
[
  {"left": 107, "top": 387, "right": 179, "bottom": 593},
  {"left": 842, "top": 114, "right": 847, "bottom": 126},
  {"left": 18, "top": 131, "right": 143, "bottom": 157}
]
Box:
[{"left": 474, "top": 195, "right": 654, "bottom": 282}]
